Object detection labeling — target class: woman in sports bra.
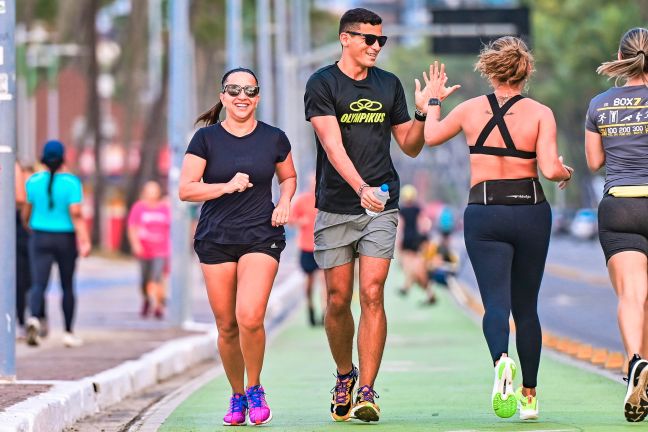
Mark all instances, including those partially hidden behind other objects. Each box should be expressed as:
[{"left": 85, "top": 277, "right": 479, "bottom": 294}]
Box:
[
  {"left": 585, "top": 27, "right": 648, "bottom": 423},
  {"left": 422, "top": 36, "right": 573, "bottom": 421}
]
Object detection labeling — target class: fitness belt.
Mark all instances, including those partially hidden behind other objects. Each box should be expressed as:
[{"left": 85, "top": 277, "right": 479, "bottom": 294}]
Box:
[
  {"left": 468, "top": 178, "right": 546, "bottom": 205},
  {"left": 608, "top": 185, "right": 648, "bottom": 197}
]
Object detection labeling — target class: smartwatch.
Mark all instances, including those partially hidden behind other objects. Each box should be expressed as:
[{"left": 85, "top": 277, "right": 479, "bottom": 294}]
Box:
[{"left": 428, "top": 98, "right": 441, "bottom": 107}]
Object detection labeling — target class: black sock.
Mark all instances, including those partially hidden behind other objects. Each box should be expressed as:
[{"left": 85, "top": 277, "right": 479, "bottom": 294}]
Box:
[{"left": 337, "top": 365, "right": 356, "bottom": 378}]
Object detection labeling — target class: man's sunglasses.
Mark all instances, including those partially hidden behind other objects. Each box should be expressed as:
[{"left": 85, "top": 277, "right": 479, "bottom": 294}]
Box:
[
  {"left": 221, "top": 84, "right": 260, "bottom": 98},
  {"left": 345, "top": 31, "right": 388, "bottom": 47}
]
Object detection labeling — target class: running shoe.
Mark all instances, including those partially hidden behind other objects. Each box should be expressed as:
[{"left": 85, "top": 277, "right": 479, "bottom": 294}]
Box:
[
  {"left": 351, "top": 385, "right": 380, "bottom": 422},
  {"left": 515, "top": 387, "right": 538, "bottom": 420},
  {"left": 246, "top": 385, "right": 272, "bottom": 425},
  {"left": 62, "top": 332, "right": 84, "bottom": 348},
  {"left": 25, "top": 317, "right": 40, "bottom": 347},
  {"left": 491, "top": 356, "right": 517, "bottom": 418},
  {"left": 223, "top": 393, "right": 247, "bottom": 426},
  {"left": 624, "top": 355, "right": 648, "bottom": 422},
  {"left": 330, "top": 365, "right": 358, "bottom": 421}
]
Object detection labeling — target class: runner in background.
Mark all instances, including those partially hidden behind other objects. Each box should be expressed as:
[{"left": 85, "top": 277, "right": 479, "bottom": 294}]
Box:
[
  {"left": 290, "top": 174, "right": 325, "bottom": 326},
  {"left": 23, "top": 140, "right": 91, "bottom": 348},
  {"left": 127, "top": 180, "right": 171, "bottom": 319},
  {"left": 15, "top": 162, "right": 31, "bottom": 340},
  {"left": 397, "top": 184, "right": 436, "bottom": 304}
]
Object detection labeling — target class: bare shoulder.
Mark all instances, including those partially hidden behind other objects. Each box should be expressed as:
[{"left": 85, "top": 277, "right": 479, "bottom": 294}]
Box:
[{"left": 522, "top": 97, "right": 553, "bottom": 116}]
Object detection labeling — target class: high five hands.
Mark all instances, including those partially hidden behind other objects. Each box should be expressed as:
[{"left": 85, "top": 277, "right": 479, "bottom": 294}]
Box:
[{"left": 415, "top": 61, "right": 461, "bottom": 110}]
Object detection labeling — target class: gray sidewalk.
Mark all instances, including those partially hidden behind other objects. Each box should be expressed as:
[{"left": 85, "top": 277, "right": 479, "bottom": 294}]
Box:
[{"left": 0, "top": 247, "right": 301, "bottom": 431}]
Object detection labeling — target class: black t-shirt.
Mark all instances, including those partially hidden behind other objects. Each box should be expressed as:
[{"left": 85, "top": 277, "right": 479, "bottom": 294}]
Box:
[
  {"left": 304, "top": 63, "right": 411, "bottom": 214},
  {"left": 400, "top": 204, "right": 421, "bottom": 242},
  {"left": 186, "top": 121, "right": 291, "bottom": 244}
]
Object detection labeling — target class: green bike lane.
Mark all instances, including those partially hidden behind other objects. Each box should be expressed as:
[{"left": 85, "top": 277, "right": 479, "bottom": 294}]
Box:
[{"left": 161, "top": 270, "right": 634, "bottom": 431}]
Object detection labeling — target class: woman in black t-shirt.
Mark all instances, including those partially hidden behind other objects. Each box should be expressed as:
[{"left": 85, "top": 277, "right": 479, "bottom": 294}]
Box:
[{"left": 179, "top": 67, "right": 296, "bottom": 426}]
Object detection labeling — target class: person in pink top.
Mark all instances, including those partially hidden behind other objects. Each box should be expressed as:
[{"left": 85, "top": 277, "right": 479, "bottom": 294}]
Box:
[
  {"left": 127, "top": 181, "right": 171, "bottom": 319},
  {"left": 290, "top": 175, "right": 324, "bottom": 326}
]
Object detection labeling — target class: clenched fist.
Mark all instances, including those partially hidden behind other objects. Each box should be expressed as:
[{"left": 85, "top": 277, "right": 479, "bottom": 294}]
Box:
[{"left": 226, "top": 172, "right": 254, "bottom": 194}]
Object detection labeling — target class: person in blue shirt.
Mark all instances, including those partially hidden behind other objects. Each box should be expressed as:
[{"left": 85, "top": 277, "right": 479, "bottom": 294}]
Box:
[{"left": 23, "top": 140, "right": 91, "bottom": 348}]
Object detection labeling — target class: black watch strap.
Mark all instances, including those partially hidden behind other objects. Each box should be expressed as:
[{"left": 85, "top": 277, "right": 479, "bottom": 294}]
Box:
[{"left": 414, "top": 109, "right": 427, "bottom": 122}]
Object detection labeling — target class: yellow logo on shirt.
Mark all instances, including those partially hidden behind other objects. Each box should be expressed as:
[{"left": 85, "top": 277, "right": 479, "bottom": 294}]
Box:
[{"left": 341, "top": 98, "right": 386, "bottom": 123}]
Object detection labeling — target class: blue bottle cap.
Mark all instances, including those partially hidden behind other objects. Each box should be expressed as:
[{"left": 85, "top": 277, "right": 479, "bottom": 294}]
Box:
[{"left": 380, "top": 184, "right": 389, "bottom": 192}]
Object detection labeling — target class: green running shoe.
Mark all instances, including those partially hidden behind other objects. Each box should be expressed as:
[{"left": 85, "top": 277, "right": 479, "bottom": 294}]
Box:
[
  {"left": 491, "top": 356, "right": 517, "bottom": 418},
  {"left": 515, "top": 387, "right": 539, "bottom": 420}
]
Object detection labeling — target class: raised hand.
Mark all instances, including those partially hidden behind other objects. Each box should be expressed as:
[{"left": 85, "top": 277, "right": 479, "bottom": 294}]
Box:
[
  {"left": 417, "top": 61, "right": 461, "bottom": 105},
  {"left": 227, "top": 172, "right": 254, "bottom": 193}
]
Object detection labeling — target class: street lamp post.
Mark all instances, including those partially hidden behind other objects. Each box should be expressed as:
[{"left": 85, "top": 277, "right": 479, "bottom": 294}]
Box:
[{"left": 0, "top": 0, "right": 17, "bottom": 381}]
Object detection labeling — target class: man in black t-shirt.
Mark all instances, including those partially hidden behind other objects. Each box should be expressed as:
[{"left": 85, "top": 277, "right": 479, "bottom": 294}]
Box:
[{"left": 304, "top": 7, "right": 459, "bottom": 423}]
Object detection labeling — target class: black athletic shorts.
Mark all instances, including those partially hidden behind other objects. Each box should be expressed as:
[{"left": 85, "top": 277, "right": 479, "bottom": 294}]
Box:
[
  {"left": 194, "top": 239, "right": 286, "bottom": 265},
  {"left": 598, "top": 195, "right": 648, "bottom": 263},
  {"left": 299, "top": 250, "right": 319, "bottom": 274}
]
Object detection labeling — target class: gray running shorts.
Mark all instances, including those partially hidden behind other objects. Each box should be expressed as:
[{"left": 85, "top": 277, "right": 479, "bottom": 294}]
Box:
[{"left": 313, "top": 210, "right": 399, "bottom": 269}]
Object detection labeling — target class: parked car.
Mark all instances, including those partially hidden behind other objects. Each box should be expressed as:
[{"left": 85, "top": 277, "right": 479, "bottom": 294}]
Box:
[
  {"left": 570, "top": 208, "right": 598, "bottom": 240},
  {"left": 551, "top": 208, "right": 575, "bottom": 236}
]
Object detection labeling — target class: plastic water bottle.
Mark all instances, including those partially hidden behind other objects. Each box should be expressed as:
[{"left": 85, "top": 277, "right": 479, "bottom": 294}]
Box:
[{"left": 366, "top": 184, "right": 390, "bottom": 217}]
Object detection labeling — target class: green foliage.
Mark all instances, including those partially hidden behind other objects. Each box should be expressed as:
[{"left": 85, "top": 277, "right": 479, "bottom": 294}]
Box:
[{"left": 527, "top": 0, "right": 644, "bottom": 205}]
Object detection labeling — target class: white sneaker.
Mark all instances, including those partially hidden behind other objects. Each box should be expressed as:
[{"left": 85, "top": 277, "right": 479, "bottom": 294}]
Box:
[
  {"left": 62, "top": 332, "right": 84, "bottom": 348},
  {"left": 491, "top": 356, "right": 517, "bottom": 418},
  {"left": 624, "top": 357, "right": 648, "bottom": 422},
  {"left": 25, "top": 317, "right": 40, "bottom": 347}
]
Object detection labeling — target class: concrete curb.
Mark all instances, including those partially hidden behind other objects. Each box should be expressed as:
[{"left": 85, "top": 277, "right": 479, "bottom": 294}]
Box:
[{"left": 0, "top": 272, "right": 304, "bottom": 432}]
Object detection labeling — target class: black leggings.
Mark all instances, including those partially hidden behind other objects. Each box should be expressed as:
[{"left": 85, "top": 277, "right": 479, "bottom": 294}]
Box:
[
  {"left": 29, "top": 231, "right": 78, "bottom": 333},
  {"left": 464, "top": 201, "right": 551, "bottom": 389},
  {"left": 16, "top": 211, "right": 32, "bottom": 326}
]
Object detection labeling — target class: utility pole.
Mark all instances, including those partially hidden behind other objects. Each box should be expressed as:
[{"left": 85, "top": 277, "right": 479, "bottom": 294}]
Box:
[
  {"left": 86, "top": 0, "right": 103, "bottom": 247},
  {"left": 0, "top": 0, "right": 17, "bottom": 381},
  {"left": 168, "top": 0, "right": 192, "bottom": 327},
  {"left": 256, "top": 0, "right": 274, "bottom": 124},
  {"left": 226, "top": 0, "right": 243, "bottom": 71}
]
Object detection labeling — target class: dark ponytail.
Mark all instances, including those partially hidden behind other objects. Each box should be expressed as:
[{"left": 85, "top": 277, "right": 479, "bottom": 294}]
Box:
[
  {"left": 195, "top": 67, "right": 259, "bottom": 126},
  {"left": 44, "top": 158, "right": 64, "bottom": 209},
  {"left": 195, "top": 102, "right": 223, "bottom": 126}
]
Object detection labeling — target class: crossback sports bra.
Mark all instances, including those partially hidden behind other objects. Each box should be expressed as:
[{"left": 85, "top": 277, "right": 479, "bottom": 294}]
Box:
[{"left": 469, "top": 93, "right": 536, "bottom": 160}]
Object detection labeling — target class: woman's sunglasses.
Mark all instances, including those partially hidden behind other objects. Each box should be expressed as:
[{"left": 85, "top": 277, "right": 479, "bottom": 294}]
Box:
[
  {"left": 345, "top": 31, "right": 388, "bottom": 47},
  {"left": 221, "top": 84, "right": 260, "bottom": 98}
]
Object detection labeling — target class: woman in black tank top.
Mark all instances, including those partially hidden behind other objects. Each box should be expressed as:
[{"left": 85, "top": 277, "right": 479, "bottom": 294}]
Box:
[{"left": 421, "top": 36, "right": 573, "bottom": 421}]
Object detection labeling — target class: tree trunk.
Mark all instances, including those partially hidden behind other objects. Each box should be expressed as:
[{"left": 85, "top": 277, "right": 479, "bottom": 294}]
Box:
[
  {"left": 119, "top": 44, "right": 170, "bottom": 253},
  {"left": 84, "top": 0, "right": 103, "bottom": 247}
]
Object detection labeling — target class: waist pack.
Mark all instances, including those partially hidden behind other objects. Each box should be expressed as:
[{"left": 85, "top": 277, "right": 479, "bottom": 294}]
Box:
[
  {"left": 468, "top": 178, "right": 545, "bottom": 205},
  {"left": 608, "top": 185, "right": 648, "bottom": 198}
]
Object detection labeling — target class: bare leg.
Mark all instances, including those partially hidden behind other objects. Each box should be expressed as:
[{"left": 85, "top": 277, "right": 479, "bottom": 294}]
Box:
[
  {"left": 324, "top": 261, "right": 355, "bottom": 375},
  {"left": 357, "top": 256, "right": 390, "bottom": 387},
  {"left": 236, "top": 253, "right": 278, "bottom": 387},
  {"left": 201, "top": 262, "right": 244, "bottom": 394},
  {"left": 608, "top": 251, "right": 648, "bottom": 360}
]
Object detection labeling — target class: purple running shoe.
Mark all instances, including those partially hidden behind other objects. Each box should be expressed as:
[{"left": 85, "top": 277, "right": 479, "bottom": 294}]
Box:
[
  {"left": 246, "top": 385, "right": 272, "bottom": 425},
  {"left": 223, "top": 393, "right": 247, "bottom": 426}
]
